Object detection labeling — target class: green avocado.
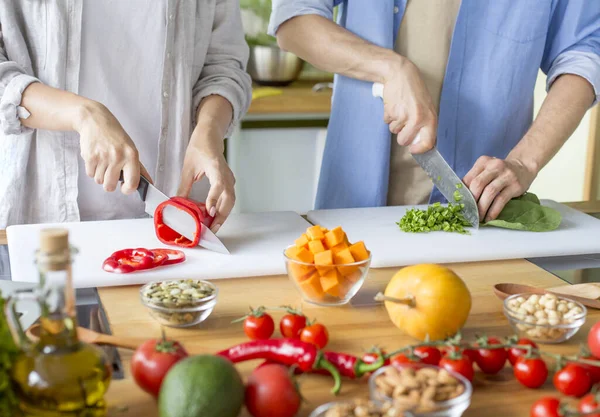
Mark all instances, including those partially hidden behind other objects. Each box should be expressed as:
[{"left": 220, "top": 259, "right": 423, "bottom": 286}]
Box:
[{"left": 158, "top": 355, "right": 244, "bottom": 417}]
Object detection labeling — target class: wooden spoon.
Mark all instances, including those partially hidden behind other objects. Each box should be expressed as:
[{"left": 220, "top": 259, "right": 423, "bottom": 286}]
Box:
[
  {"left": 26, "top": 323, "right": 144, "bottom": 350},
  {"left": 493, "top": 283, "right": 600, "bottom": 310}
]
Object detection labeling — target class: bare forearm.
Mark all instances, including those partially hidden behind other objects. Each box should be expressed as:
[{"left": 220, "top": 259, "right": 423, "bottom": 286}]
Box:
[
  {"left": 508, "top": 74, "right": 596, "bottom": 172},
  {"left": 20, "top": 82, "right": 99, "bottom": 132},
  {"left": 276, "top": 15, "right": 404, "bottom": 83},
  {"left": 191, "top": 95, "right": 233, "bottom": 154}
]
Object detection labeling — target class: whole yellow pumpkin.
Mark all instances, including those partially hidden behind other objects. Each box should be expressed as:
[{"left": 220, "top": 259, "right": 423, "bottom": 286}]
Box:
[{"left": 379, "top": 264, "right": 471, "bottom": 341}]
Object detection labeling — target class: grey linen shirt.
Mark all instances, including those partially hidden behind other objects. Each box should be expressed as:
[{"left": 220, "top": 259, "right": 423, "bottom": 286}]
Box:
[{"left": 0, "top": 0, "right": 252, "bottom": 228}]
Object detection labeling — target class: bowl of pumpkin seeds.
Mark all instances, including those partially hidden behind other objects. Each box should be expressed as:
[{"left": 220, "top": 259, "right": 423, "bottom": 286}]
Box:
[{"left": 140, "top": 279, "right": 218, "bottom": 328}]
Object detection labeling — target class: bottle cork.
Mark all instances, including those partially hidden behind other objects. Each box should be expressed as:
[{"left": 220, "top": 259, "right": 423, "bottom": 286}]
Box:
[{"left": 39, "top": 229, "right": 69, "bottom": 255}]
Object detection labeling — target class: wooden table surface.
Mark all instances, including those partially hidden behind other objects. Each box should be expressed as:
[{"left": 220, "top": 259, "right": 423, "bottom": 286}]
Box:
[{"left": 248, "top": 81, "right": 332, "bottom": 115}]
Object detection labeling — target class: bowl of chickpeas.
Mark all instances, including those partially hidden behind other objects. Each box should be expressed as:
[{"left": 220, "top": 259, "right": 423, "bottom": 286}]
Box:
[{"left": 503, "top": 292, "right": 586, "bottom": 344}]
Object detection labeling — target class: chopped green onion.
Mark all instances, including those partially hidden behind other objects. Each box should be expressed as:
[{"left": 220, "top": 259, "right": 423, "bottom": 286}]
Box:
[{"left": 397, "top": 202, "right": 471, "bottom": 234}]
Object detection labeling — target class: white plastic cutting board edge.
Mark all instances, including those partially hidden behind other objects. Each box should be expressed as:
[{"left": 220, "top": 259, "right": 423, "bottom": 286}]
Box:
[
  {"left": 307, "top": 200, "right": 600, "bottom": 268},
  {"left": 7, "top": 211, "right": 311, "bottom": 289}
]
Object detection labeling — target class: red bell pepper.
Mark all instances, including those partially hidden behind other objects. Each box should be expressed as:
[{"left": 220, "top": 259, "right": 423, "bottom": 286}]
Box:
[
  {"left": 102, "top": 248, "right": 185, "bottom": 274},
  {"left": 154, "top": 197, "right": 214, "bottom": 248}
]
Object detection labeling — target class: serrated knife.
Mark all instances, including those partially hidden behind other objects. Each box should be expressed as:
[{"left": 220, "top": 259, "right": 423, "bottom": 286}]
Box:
[
  {"left": 372, "top": 83, "right": 480, "bottom": 228},
  {"left": 125, "top": 174, "right": 230, "bottom": 254}
]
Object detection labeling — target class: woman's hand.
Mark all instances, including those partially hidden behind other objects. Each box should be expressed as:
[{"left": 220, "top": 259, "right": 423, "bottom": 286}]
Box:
[
  {"left": 75, "top": 102, "right": 151, "bottom": 193},
  {"left": 177, "top": 131, "right": 235, "bottom": 234},
  {"left": 383, "top": 57, "right": 437, "bottom": 154},
  {"left": 463, "top": 156, "right": 538, "bottom": 222}
]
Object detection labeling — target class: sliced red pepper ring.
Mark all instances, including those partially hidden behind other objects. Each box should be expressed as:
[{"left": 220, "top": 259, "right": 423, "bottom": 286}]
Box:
[
  {"left": 154, "top": 197, "right": 214, "bottom": 248},
  {"left": 102, "top": 248, "right": 185, "bottom": 274},
  {"left": 150, "top": 249, "right": 186, "bottom": 266}
]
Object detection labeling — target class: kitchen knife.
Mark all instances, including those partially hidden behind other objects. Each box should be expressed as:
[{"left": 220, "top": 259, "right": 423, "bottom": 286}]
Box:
[
  {"left": 124, "top": 174, "right": 230, "bottom": 254},
  {"left": 372, "top": 83, "right": 480, "bottom": 228}
]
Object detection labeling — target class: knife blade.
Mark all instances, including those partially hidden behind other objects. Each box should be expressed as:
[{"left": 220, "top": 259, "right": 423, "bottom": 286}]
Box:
[
  {"left": 372, "top": 83, "right": 480, "bottom": 228},
  {"left": 125, "top": 174, "right": 230, "bottom": 254}
]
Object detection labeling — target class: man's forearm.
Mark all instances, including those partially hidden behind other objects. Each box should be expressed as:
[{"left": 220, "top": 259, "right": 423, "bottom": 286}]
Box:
[
  {"left": 191, "top": 95, "right": 233, "bottom": 154},
  {"left": 20, "top": 82, "right": 100, "bottom": 132},
  {"left": 277, "top": 15, "right": 404, "bottom": 84},
  {"left": 508, "top": 74, "right": 596, "bottom": 173}
]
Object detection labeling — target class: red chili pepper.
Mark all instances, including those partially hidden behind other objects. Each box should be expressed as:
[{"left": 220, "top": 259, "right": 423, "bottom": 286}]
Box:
[
  {"left": 103, "top": 248, "right": 158, "bottom": 273},
  {"left": 217, "top": 338, "right": 342, "bottom": 394},
  {"left": 154, "top": 197, "right": 214, "bottom": 248}
]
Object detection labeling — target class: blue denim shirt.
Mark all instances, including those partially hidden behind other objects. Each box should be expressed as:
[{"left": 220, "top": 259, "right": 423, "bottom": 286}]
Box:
[{"left": 269, "top": 0, "right": 600, "bottom": 209}]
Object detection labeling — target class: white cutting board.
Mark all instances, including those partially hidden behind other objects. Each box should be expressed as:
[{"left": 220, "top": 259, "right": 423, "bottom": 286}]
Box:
[
  {"left": 7, "top": 211, "right": 311, "bottom": 288},
  {"left": 307, "top": 200, "right": 600, "bottom": 268}
]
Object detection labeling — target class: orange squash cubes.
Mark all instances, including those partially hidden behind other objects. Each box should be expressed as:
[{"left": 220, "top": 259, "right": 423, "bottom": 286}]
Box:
[{"left": 288, "top": 225, "right": 370, "bottom": 299}]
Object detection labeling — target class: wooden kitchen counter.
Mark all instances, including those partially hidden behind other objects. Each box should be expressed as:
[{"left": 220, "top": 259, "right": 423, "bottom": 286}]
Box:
[
  {"left": 248, "top": 81, "right": 332, "bottom": 116},
  {"left": 98, "top": 259, "right": 600, "bottom": 417}
]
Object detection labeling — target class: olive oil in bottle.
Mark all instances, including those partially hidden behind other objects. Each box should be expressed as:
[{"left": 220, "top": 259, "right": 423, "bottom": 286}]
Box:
[{"left": 7, "top": 229, "right": 112, "bottom": 416}]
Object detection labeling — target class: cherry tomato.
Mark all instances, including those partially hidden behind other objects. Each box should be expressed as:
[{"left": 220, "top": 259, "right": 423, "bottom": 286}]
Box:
[
  {"left": 242, "top": 309, "right": 275, "bottom": 340},
  {"left": 413, "top": 346, "right": 442, "bottom": 366},
  {"left": 439, "top": 356, "right": 474, "bottom": 382},
  {"left": 513, "top": 357, "right": 548, "bottom": 389},
  {"left": 475, "top": 337, "right": 507, "bottom": 374},
  {"left": 588, "top": 322, "right": 600, "bottom": 358},
  {"left": 580, "top": 356, "right": 600, "bottom": 384},
  {"left": 245, "top": 364, "right": 301, "bottom": 417},
  {"left": 131, "top": 336, "right": 188, "bottom": 397},
  {"left": 300, "top": 323, "right": 329, "bottom": 349},
  {"left": 362, "top": 349, "right": 391, "bottom": 367},
  {"left": 508, "top": 338, "right": 538, "bottom": 366},
  {"left": 390, "top": 354, "right": 417, "bottom": 366},
  {"left": 553, "top": 363, "right": 592, "bottom": 398},
  {"left": 530, "top": 397, "right": 561, "bottom": 417},
  {"left": 279, "top": 313, "right": 307, "bottom": 339},
  {"left": 443, "top": 345, "right": 478, "bottom": 364},
  {"left": 578, "top": 393, "right": 600, "bottom": 417}
]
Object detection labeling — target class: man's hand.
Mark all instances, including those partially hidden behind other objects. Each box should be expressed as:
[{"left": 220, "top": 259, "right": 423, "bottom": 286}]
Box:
[
  {"left": 177, "top": 132, "right": 235, "bottom": 234},
  {"left": 75, "top": 102, "right": 150, "bottom": 194},
  {"left": 463, "top": 156, "right": 538, "bottom": 222},
  {"left": 383, "top": 57, "right": 437, "bottom": 154}
]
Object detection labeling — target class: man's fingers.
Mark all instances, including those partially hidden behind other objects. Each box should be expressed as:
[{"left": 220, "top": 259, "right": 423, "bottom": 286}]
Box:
[
  {"left": 469, "top": 166, "right": 500, "bottom": 203},
  {"left": 477, "top": 176, "right": 509, "bottom": 220},
  {"left": 485, "top": 184, "right": 521, "bottom": 222},
  {"left": 120, "top": 161, "right": 140, "bottom": 195},
  {"left": 396, "top": 123, "right": 421, "bottom": 147},
  {"left": 409, "top": 125, "right": 436, "bottom": 154},
  {"left": 388, "top": 119, "right": 406, "bottom": 135}
]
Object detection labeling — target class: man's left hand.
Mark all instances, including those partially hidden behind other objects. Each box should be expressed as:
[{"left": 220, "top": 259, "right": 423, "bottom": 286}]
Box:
[{"left": 463, "top": 156, "right": 538, "bottom": 222}]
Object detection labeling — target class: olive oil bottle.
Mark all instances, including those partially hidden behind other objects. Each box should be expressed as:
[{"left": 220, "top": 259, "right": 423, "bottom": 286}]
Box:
[{"left": 6, "top": 229, "right": 112, "bottom": 416}]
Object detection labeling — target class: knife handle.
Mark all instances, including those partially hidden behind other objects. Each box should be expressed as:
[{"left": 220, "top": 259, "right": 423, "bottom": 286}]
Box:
[
  {"left": 118, "top": 171, "right": 150, "bottom": 201},
  {"left": 372, "top": 83, "right": 422, "bottom": 145}
]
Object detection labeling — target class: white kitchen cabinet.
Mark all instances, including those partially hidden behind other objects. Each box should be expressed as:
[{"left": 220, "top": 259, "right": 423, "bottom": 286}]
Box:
[{"left": 228, "top": 126, "right": 327, "bottom": 214}]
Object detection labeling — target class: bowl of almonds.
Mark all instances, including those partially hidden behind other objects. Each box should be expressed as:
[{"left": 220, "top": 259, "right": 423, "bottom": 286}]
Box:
[
  {"left": 309, "top": 399, "right": 414, "bottom": 417},
  {"left": 140, "top": 279, "right": 218, "bottom": 328},
  {"left": 368, "top": 364, "right": 471, "bottom": 417},
  {"left": 503, "top": 293, "right": 586, "bottom": 344}
]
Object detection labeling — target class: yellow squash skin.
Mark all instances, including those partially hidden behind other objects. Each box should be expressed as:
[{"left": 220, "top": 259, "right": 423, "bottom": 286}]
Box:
[{"left": 383, "top": 264, "right": 472, "bottom": 341}]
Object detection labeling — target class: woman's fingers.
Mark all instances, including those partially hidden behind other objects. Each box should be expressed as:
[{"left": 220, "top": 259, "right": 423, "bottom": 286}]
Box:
[
  {"left": 211, "top": 190, "right": 235, "bottom": 233},
  {"left": 104, "top": 163, "right": 123, "bottom": 192},
  {"left": 177, "top": 166, "right": 197, "bottom": 198},
  {"left": 94, "top": 162, "right": 108, "bottom": 185},
  {"left": 120, "top": 160, "right": 140, "bottom": 194}
]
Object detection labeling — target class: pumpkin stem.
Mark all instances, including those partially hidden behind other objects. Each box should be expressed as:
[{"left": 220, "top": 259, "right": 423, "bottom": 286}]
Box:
[{"left": 374, "top": 292, "right": 416, "bottom": 308}]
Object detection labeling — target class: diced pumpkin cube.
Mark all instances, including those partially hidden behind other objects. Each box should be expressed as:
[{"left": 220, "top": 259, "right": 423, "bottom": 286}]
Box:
[
  {"left": 286, "top": 246, "right": 315, "bottom": 279},
  {"left": 308, "top": 239, "right": 326, "bottom": 254},
  {"left": 345, "top": 270, "right": 363, "bottom": 283},
  {"left": 295, "top": 234, "right": 309, "bottom": 249},
  {"left": 324, "top": 226, "right": 346, "bottom": 248},
  {"left": 314, "top": 250, "right": 334, "bottom": 275},
  {"left": 330, "top": 241, "right": 349, "bottom": 255},
  {"left": 335, "top": 248, "right": 359, "bottom": 276},
  {"left": 320, "top": 269, "right": 344, "bottom": 297},
  {"left": 349, "top": 241, "right": 370, "bottom": 262},
  {"left": 306, "top": 225, "right": 325, "bottom": 241},
  {"left": 299, "top": 270, "right": 325, "bottom": 300},
  {"left": 320, "top": 226, "right": 329, "bottom": 233}
]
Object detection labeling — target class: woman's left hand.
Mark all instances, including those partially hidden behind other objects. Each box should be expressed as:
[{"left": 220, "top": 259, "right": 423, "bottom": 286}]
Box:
[
  {"left": 463, "top": 156, "right": 538, "bottom": 222},
  {"left": 177, "top": 132, "right": 235, "bottom": 234}
]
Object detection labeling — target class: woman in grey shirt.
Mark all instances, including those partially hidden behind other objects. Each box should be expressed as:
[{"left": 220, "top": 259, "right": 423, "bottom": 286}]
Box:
[{"left": 0, "top": 0, "right": 252, "bottom": 232}]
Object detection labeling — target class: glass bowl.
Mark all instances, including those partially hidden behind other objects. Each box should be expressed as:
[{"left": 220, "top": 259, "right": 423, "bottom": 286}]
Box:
[
  {"left": 140, "top": 279, "right": 218, "bottom": 328},
  {"left": 369, "top": 364, "right": 472, "bottom": 417},
  {"left": 309, "top": 400, "right": 415, "bottom": 417},
  {"left": 503, "top": 293, "right": 586, "bottom": 344},
  {"left": 283, "top": 246, "right": 371, "bottom": 306}
]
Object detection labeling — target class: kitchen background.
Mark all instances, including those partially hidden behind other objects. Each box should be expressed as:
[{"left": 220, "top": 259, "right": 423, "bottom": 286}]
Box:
[{"left": 233, "top": 1, "right": 600, "bottom": 215}]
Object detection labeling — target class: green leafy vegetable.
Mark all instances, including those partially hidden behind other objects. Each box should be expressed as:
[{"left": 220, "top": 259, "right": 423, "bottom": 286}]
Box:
[
  {"left": 0, "top": 290, "right": 19, "bottom": 416},
  {"left": 483, "top": 193, "right": 561, "bottom": 232},
  {"left": 397, "top": 202, "right": 471, "bottom": 234}
]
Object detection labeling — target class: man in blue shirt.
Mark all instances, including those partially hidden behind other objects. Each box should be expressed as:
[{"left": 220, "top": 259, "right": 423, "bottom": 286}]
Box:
[{"left": 269, "top": 1, "right": 600, "bottom": 222}]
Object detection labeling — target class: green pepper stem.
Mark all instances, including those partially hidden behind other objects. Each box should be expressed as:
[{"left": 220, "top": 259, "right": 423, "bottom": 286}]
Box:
[
  {"left": 356, "top": 355, "right": 385, "bottom": 377},
  {"left": 317, "top": 357, "right": 342, "bottom": 395}
]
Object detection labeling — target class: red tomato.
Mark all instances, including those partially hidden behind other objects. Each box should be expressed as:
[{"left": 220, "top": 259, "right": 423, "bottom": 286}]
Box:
[
  {"left": 279, "top": 313, "right": 307, "bottom": 339},
  {"left": 413, "top": 346, "right": 442, "bottom": 366},
  {"left": 131, "top": 337, "right": 188, "bottom": 397},
  {"left": 588, "top": 322, "right": 600, "bottom": 358},
  {"left": 390, "top": 354, "right": 417, "bottom": 366},
  {"left": 513, "top": 357, "right": 548, "bottom": 389},
  {"left": 579, "top": 356, "right": 600, "bottom": 384},
  {"left": 245, "top": 364, "right": 301, "bottom": 417},
  {"left": 439, "top": 356, "right": 474, "bottom": 382},
  {"left": 553, "top": 363, "right": 592, "bottom": 398},
  {"left": 443, "top": 345, "right": 478, "bottom": 364},
  {"left": 475, "top": 337, "right": 507, "bottom": 374},
  {"left": 244, "top": 314, "right": 275, "bottom": 340},
  {"left": 578, "top": 393, "right": 600, "bottom": 417},
  {"left": 530, "top": 397, "right": 561, "bottom": 417},
  {"left": 300, "top": 323, "right": 329, "bottom": 349},
  {"left": 362, "top": 350, "right": 391, "bottom": 367},
  {"left": 508, "top": 339, "right": 538, "bottom": 366}
]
